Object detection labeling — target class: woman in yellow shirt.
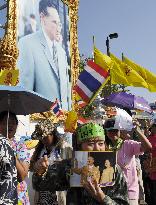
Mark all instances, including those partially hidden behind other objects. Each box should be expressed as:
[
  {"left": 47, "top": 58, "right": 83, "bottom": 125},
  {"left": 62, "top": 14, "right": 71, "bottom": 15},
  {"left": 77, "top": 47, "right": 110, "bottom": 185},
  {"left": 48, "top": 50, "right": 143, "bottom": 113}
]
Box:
[{"left": 100, "top": 159, "right": 114, "bottom": 185}]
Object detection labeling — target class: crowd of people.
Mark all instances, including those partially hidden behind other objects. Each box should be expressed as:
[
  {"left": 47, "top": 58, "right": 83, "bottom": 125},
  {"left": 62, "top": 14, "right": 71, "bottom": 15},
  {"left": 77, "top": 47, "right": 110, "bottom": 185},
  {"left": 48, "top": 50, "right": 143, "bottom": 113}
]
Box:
[
  {"left": 1, "top": 0, "right": 156, "bottom": 204},
  {"left": 0, "top": 106, "right": 156, "bottom": 205}
]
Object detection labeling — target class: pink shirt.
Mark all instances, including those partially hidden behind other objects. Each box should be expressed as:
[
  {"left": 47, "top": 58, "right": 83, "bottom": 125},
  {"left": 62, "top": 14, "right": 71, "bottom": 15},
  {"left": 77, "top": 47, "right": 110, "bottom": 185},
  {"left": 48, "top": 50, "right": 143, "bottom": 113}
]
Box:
[
  {"left": 117, "top": 140, "right": 142, "bottom": 200},
  {"left": 148, "top": 134, "right": 156, "bottom": 180}
]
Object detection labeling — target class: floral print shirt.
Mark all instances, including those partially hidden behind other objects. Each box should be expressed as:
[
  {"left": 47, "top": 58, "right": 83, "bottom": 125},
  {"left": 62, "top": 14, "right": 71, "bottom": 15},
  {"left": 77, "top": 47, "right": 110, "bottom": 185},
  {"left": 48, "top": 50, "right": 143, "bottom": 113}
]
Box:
[
  {"left": 0, "top": 135, "right": 18, "bottom": 205},
  {"left": 11, "top": 138, "right": 31, "bottom": 205}
]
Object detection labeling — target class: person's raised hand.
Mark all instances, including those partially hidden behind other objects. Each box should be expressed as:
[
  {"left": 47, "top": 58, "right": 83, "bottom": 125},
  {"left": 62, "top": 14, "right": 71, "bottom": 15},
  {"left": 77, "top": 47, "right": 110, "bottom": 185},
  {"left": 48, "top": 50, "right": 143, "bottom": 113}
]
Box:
[
  {"left": 83, "top": 178, "right": 105, "bottom": 203},
  {"left": 133, "top": 119, "right": 141, "bottom": 130},
  {"left": 35, "top": 155, "right": 49, "bottom": 175},
  {"left": 42, "top": 155, "right": 49, "bottom": 167}
]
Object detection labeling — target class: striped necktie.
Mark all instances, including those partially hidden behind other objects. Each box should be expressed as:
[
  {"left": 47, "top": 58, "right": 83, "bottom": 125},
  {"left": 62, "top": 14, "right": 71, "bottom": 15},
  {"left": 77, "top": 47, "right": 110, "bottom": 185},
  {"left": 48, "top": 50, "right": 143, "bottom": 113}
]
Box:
[{"left": 53, "top": 42, "right": 59, "bottom": 74}]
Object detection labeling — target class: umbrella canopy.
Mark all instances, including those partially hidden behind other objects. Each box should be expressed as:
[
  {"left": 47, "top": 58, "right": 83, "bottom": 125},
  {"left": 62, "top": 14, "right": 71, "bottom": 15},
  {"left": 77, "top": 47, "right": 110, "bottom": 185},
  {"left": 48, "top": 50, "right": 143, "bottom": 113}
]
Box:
[
  {"left": 0, "top": 85, "right": 53, "bottom": 115},
  {"left": 101, "top": 92, "right": 152, "bottom": 113}
]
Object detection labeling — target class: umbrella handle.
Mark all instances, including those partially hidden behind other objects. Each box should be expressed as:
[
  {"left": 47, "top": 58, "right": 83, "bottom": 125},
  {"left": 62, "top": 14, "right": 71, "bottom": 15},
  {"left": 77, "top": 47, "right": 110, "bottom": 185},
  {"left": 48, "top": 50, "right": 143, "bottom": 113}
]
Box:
[
  {"left": 7, "top": 93, "right": 11, "bottom": 138},
  {"left": 8, "top": 93, "right": 11, "bottom": 107},
  {"left": 6, "top": 94, "right": 11, "bottom": 138},
  {"left": 7, "top": 111, "right": 10, "bottom": 138}
]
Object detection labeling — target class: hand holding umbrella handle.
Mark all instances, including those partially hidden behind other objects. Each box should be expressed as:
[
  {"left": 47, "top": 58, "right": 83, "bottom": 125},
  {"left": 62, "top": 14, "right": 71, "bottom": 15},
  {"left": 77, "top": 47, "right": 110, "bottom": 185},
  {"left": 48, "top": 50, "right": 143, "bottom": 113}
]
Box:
[
  {"left": 133, "top": 122, "right": 152, "bottom": 152},
  {"left": 133, "top": 120, "right": 141, "bottom": 131},
  {"left": 34, "top": 155, "right": 49, "bottom": 176}
]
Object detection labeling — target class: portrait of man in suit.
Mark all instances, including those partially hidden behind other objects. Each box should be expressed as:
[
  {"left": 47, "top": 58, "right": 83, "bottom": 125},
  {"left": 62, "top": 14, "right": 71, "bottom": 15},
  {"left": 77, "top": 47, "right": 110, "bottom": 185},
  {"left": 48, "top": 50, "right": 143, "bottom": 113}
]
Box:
[
  {"left": 17, "top": 0, "right": 71, "bottom": 110},
  {"left": 72, "top": 156, "right": 100, "bottom": 185}
]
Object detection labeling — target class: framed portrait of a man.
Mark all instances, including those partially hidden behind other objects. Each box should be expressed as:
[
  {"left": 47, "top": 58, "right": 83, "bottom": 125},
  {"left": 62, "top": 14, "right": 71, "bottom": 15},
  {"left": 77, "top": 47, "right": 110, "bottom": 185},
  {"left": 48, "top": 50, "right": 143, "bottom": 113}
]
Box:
[
  {"left": 17, "top": 0, "right": 71, "bottom": 110},
  {"left": 70, "top": 151, "right": 116, "bottom": 187}
]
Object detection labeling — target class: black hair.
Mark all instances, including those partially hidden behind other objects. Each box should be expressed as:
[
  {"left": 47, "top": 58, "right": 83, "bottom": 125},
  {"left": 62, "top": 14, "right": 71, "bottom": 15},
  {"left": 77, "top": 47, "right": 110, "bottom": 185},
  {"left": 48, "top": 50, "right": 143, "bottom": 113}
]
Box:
[
  {"left": 149, "top": 123, "right": 156, "bottom": 132},
  {"left": 51, "top": 128, "right": 60, "bottom": 145},
  {"left": 72, "top": 132, "right": 81, "bottom": 150},
  {"left": 122, "top": 107, "right": 132, "bottom": 117},
  {"left": 72, "top": 124, "right": 87, "bottom": 150},
  {"left": 104, "top": 119, "right": 115, "bottom": 129},
  {"left": 0, "top": 111, "right": 18, "bottom": 125},
  {"left": 30, "top": 14, "right": 36, "bottom": 19},
  {"left": 103, "top": 119, "right": 117, "bottom": 148},
  {"left": 104, "top": 159, "right": 112, "bottom": 167},
  {"left": 39, "top": 0, "right": 57, "bottom": 15},
  {"left": 30, "top": 127, "right": 60, "bottom": 171},
  {"left": 104, "top": 130, "right": 113, "bottom": 147}
]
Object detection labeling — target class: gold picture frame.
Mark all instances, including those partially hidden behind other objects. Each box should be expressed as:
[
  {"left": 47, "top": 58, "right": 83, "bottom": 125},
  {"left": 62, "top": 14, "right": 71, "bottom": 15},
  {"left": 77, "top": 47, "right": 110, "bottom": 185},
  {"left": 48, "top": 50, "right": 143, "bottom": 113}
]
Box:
[
  {"left": 0, "top": 0, "right": 18, "bottom": 71},
  {"left": 0, "top": 0, "right": 80, "bottom": 122}
]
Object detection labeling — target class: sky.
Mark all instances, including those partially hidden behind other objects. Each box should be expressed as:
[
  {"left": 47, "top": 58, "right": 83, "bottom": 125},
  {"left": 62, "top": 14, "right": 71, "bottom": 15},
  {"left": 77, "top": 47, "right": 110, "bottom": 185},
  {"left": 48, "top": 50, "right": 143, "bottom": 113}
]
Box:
[
  {"left": 0, "top": 0, "right": 6, "bottom": 38},
  {"left": 0, "top": 0, "right": 156, "bottom": 103},
  {"left": 78, "top": 0, "right": 156, "bottom": 103}
]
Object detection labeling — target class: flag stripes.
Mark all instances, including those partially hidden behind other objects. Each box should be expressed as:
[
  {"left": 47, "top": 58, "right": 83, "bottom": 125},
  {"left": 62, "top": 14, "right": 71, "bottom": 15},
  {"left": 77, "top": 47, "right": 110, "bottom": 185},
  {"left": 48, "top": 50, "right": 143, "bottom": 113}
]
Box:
[
  {"left": 84, "top": 64, "right": 106, "bottom": 83},
  {"left": 87, "top": 60, "right": 109, "bottom": 78},
  {"left": 75, "top": 60, "right": 109, "bottom": 102},
  {"left": 78, "top": 69, "right": 102, "bottom": 92},
  {"left": 75, "top": 82, "right": 92, "bottom": 102},
  {"left": 77, "top": 116, "right": 90, "bottom": 125},
  {"left": 51, "top": 99, "right": 62, "bottom": 117}
]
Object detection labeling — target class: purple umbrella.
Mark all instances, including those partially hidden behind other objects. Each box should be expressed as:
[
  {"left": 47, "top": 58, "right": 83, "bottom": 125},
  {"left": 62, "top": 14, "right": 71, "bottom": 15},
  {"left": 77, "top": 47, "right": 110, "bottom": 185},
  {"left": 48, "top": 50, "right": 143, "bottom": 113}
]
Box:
[{"left": 101, "top": 92, "right": 152, "bottom": 113}]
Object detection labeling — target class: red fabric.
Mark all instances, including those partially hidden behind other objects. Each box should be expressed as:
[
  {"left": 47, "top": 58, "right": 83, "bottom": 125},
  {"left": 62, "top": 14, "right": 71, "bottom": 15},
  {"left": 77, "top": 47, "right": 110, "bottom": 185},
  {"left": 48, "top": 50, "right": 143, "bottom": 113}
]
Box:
[
  {"left": 148, "top": 134, "right": 156, "bottom": 180},
  {"left": 87, "top": 60, "right": 109, "bottom": 78},
  {"left": 74, "top": 85, "right": 90, "bottom": 103}
]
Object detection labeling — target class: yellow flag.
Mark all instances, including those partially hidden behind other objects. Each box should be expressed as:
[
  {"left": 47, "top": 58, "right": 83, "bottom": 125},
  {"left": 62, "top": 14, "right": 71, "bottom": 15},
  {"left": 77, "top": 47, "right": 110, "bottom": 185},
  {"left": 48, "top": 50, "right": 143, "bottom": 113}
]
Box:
[
  {"left": 123, "top": 55, "right": 156, "bottom": 92},
  {"left": 94, "top": 46, "right": 112, "bottom": 71},
  {"left": 110, "top": 53, "right": 148, "bottom": 88},
  {"left": 0, "top": 69, "right": 19, "bottom": 86},
  {"left": 64, "top": 110, "right": 78, "bottom": 133}
]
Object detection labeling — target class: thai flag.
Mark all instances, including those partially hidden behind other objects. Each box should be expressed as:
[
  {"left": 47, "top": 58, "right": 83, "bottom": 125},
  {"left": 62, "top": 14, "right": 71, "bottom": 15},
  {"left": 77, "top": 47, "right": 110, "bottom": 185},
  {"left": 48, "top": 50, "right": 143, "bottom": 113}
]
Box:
[
  {"left": 51, "top": 99, "right": 63, "bottom": 117},
  {"left": 77, "top": 99, "right": 87, "bottom": 108},
  {"left": 75, "top": 60, "right": 109, "bottom": 103},
  {"left": 77, "top": 116, "right": 90, "bottom": 125}
]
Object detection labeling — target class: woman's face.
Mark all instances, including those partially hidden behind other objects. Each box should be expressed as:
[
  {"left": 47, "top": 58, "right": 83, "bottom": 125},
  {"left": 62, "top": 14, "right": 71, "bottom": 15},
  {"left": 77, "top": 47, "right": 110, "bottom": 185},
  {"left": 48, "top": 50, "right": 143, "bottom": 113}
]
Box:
[
  {"left": 81, "top": 139, "right": 105, "bottom": 151},
  {"left": 105, "top": 159, "right": 111, "bottom": 168},
  {"left": 106, "top": 129, "right": 120, "bottom": 143},
  {"left": 0, "top": 115, "right": 17, "bottom": 139},
  {"left": 87, "top": 157, "right": 94, "bottom": 166},
  {"left": 41, "top": 134, "right": 54, "bottom": 148}
]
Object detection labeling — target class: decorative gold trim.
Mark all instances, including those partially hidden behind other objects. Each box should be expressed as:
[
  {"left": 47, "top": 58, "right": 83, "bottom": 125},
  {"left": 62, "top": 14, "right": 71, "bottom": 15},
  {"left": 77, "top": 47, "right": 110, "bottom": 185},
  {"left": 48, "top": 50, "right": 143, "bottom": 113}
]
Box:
[
  {"left": 62, "top": 0, "right": 80, "bottom": 110},
  {"left": 31, "top": 0, "right": 80, "bottom": 122},
  {"left": 0, "top": 0, "right": 18, "bottom": 71},
  {"left": 2, "top": 0, "right": 80, "bottom": 122}
]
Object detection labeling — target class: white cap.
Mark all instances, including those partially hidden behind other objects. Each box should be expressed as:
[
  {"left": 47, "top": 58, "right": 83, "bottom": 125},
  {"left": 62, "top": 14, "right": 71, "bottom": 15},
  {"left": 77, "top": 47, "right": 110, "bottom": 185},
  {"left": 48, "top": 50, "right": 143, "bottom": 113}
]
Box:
[{"left": 114, "top": 108, "right": 133, "bottom": 131}]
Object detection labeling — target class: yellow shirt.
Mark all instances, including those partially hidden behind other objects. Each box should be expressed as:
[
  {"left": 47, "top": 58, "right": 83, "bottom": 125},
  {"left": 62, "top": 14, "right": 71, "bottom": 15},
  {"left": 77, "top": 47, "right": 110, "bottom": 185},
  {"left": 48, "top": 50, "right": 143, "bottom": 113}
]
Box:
[{"left": 100, "top": 167, "right": 114, "bottom": 184}]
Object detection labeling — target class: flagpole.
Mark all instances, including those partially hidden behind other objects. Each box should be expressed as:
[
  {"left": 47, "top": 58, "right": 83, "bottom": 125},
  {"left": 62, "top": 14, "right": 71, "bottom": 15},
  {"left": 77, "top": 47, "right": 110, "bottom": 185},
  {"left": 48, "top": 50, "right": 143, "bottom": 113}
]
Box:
[
  {"left": 122, "top": 52, "right": 124, "bottom": 61},
  {"left": 93, "top": 36, "right": 95, "bottom": 61},
  {"left": 106, "top": 33, "right": 118, "bottom": 95},
  {"left": 106, "top": 37, "right": 110, "bottom": 57},
  {"left": 106, "top": 36, "right": 111, "bottom": 94}
]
